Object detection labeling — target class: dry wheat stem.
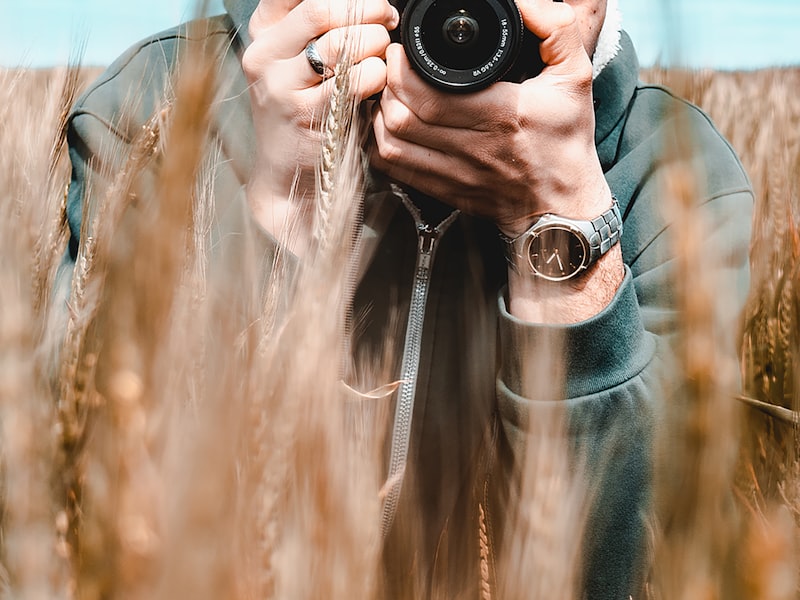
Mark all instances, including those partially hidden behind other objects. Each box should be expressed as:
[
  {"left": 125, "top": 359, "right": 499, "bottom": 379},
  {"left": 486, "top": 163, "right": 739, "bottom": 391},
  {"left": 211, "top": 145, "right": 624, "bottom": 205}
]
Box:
[{"left": 1, "top": 19, "right": 799, "bottom": 600}]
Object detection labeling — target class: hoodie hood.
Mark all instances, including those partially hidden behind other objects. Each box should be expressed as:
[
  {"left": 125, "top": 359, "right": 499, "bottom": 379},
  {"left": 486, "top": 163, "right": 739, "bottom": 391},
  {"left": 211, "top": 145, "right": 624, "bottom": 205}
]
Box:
[
  {"left": 223, "top": 0, "right": 623, "bottom": 75},
  {"left": 593, "top": 0, "right": 622, "bottom": 78}
]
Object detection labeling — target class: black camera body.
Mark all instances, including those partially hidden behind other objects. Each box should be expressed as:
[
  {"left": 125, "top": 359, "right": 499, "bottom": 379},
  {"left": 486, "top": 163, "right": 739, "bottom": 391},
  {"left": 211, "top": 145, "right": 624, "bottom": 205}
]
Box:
[{"left": 391, "top": 0, "right": 560, "bottom": 92}]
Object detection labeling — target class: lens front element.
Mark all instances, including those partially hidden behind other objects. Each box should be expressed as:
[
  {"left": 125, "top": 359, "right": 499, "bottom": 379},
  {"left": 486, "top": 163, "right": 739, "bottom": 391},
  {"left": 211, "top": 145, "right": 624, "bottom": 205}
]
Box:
[
  {"left": 400, "top": 0, "right": 524, "bottom": 91},
  {"left": 442, "top": 11, "right": 479, "bottom": 46}
]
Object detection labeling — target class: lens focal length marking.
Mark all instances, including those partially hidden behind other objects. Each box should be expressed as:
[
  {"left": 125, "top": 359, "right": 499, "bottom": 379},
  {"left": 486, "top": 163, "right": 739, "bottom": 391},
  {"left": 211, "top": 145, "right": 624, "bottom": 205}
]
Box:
[
  {"left": 400, "top": 0, "right": 525, "bottom": 91},
  {"left": 472, "top": 18, "right": 508, "bottom": 77},
  {"left": 410, "top": 15, "right": 508, "bottom": 83}
]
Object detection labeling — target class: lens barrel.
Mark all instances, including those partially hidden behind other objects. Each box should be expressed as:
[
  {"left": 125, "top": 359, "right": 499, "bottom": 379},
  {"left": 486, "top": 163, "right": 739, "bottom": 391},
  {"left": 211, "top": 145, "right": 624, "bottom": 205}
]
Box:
[{"left": 395, "top": 0, "right": 554, "bottom": 92}]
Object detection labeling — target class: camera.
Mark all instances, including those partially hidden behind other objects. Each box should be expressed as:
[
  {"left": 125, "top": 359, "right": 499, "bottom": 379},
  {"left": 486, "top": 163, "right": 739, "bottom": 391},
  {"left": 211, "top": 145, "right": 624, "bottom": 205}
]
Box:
[{"left": 391, "top": 0, "right": 560, "bottom": 92}]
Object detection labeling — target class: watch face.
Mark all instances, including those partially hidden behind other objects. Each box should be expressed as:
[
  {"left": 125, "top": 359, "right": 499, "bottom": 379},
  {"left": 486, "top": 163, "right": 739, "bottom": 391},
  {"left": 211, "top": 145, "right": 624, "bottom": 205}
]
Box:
[{"left": 526, "top": 225, "right": 588, "bottom": 281}]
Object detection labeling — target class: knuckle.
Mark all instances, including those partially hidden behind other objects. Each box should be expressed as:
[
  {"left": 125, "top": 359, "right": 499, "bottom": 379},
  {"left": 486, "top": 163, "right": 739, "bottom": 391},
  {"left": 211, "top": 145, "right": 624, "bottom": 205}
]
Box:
[
  {"left": 382, "top": 102, "right": 410, "bottom": 136},
  {"left": 471, "top": 148, "right": 493, "bottom": 171},
  {"left": 303, "top": 0, "right": 332, "bottom": 31},
  {"left": 415, "top": 98, "right": 443, "bottom": 124},
  {"left": 462, "top": 161, "right": 485, "bottom": 187},
  {"left": 377, "top": 137, "right": 402, "bottom": 162},
  {"left": 241, "top": 45, "right": 263, "bottom": 82},
  {"left": 552, "top": 4, "right": 578, "bottom": 31},
  {"left": 411, "top": 98, "right": 431, "bottom": 121},
  {"left": 363, "top": 24, "right": 391, "bottom": 53},
  {"left": 377, "top": 25, "right": 391, "bottom": 46},
  {"left": 491, "top": 109, "right": 520, "bottom": 135},
  {"left": 362, "top": 0, "right": 391, "bottom": 23},
  {"left": 353, "top": 57, "right": 387, "bottom": 98}
]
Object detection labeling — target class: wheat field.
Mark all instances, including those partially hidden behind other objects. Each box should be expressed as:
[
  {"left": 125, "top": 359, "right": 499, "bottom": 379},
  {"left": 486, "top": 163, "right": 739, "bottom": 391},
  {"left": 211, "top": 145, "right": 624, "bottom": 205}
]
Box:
[{"left": 0, "top": 53, "right": 798, "bottom": 600}]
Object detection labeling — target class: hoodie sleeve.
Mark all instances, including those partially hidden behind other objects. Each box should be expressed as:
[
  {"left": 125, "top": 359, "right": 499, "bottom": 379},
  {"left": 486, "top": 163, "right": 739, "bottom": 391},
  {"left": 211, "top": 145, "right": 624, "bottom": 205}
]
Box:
[{"left": 493, "top": 82, "right": 754, "bottom": 597}]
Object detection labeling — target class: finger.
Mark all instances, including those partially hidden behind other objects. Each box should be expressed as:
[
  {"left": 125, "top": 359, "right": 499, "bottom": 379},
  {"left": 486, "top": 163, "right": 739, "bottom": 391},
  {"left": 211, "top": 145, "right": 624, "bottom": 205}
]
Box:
[
  {"left": 317, "top": 56, "right": 390, "bottom": 100},
  {"left": 371, "top": 152, "right": 457, "bottom": 202},
  {"left": 371, "top": 110, "right": 458, "bottom": 178},
  {"left": 376, "top": 86, "right": 467, "bottom": 151},
  {"left": 275, "top": 24, "right": 391, "bottom": 89},
  {"left": 296, "top": 55, "right": 389, "bottom": 108},
  {"left": 370, "top": 146, "right": 472, "bottom": 210},
  {"left": 517, "top": 0, "right": 591, "bottom": 77},
  {"left": 313, "top": 24, "right": 392, "bottom": 71},
  {"left": 250, "top": 0, "right": 303, "bottom": 32},
  {"left": 272, "top": 0, "right": 399, "bottom": 58},
  {"left": 385, "top": 44, "right": 519, "bottom": 129},
  {"left": 347, "top": 55, "right": 390, "bottom": 100}
]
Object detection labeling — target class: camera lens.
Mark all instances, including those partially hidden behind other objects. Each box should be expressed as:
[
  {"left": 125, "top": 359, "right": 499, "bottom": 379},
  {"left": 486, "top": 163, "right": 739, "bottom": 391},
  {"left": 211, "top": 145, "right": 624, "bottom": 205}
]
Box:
[
  {"left": 442, "top": 11, "right": 479, "bottom": 46},
  {"left": 400, "top": 0, "right": 526, "bottom": 91},
  {"left": 420, "top": 0, "right": 498, "bottom": 71}
]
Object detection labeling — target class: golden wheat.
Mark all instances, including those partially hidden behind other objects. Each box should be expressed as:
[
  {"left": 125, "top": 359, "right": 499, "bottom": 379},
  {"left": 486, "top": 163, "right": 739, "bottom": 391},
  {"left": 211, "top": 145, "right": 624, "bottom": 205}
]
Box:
[{"left": 0, "top": 51, "right": 797, "bottom": 600}]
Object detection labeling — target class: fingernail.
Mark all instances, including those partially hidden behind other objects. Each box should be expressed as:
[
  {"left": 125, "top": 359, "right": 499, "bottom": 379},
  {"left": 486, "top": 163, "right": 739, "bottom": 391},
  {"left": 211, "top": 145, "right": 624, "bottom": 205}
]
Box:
[{"left": 390, "top": 5, "right": 400, "bottom": 27}]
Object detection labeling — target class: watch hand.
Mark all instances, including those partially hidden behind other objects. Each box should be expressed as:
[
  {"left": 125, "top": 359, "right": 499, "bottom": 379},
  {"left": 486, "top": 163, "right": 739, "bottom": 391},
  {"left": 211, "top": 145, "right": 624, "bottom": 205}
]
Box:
[
  {"left": 556, "top": 252, "right": 564, "bottom": 271},
  {"left": 546, "top": 251, "right": 557, "bottom": 264}
]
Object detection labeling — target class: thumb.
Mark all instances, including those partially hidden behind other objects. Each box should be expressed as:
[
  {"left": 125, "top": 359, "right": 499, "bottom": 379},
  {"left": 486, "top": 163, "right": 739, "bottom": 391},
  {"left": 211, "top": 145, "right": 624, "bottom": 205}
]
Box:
[{"left": 517, "top": 0, "right": 590, "bottom": 76}]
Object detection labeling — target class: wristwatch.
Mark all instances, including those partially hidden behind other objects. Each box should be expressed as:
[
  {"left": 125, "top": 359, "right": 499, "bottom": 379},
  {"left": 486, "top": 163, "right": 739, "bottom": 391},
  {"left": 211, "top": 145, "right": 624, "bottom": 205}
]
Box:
[{"left": 501, "top": 198, "right": 622, "bottom": 281}]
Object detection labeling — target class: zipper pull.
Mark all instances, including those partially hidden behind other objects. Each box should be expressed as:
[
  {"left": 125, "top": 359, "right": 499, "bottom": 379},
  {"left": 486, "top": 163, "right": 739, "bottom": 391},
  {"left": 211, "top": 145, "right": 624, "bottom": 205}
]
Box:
[{"left": 417, "top": 225, "right": 438, "bottom": 272}]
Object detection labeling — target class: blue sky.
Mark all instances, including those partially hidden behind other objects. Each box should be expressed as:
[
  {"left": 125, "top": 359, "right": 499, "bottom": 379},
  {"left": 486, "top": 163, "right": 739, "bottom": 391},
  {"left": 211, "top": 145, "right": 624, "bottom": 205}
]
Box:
[{"left": 1, "top": 0, "right": 799, "bottom": 69}]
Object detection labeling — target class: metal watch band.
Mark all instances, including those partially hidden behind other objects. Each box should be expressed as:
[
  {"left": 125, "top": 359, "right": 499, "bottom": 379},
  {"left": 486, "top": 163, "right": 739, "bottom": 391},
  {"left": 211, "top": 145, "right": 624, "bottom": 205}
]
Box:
[
  {"left": 589, "top": 198, "right": 623, "bottom": 255},
  {"left": 500, "top": 196, "right": 622, "bottom": 276}
]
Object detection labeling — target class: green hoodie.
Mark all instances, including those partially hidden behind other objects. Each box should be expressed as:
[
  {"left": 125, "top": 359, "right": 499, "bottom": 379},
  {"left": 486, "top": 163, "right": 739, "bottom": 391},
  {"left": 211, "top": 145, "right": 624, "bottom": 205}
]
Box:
[{"left": 64, "top": 2, "right": 753, "bottom": 597}]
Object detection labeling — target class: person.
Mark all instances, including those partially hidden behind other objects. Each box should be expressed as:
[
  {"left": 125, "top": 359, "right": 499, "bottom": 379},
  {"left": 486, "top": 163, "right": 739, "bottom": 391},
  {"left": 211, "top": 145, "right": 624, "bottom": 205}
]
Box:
[{"left": 62, "top": 0, "right": 754, "bottom": 596}]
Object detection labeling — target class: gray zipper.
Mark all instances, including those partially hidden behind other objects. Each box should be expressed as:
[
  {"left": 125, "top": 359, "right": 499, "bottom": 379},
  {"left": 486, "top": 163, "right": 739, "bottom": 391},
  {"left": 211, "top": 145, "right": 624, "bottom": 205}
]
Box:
[{"left": 380, "top": 188, "right": 460, "bottom": 538}]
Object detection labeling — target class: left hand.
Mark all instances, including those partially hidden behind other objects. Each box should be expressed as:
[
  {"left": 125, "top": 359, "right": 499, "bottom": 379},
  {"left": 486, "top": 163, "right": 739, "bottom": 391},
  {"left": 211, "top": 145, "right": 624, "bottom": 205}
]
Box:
[{"left": 370, "top": 0, "right": 611, "bottom": 237}]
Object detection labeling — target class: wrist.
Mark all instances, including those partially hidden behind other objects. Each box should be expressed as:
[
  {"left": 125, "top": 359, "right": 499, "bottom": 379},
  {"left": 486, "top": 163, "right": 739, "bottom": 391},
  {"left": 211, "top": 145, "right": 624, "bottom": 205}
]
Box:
[
  {"left": 508, "top": 244, "right": 624, "bottom": 324},
  {"left": 499, "top": 167, "right": 613, "bottom": 238},
  {"left": 503, "top": 193, "right": 621, "bottom": 275},
  {"left": 502, "top": 184, "right": 624, "bottom": 324}
]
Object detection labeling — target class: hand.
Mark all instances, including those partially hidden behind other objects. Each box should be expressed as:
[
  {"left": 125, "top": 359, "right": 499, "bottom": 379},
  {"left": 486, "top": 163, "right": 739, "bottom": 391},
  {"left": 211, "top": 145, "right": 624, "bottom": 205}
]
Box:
[
  {"left": 370, "top": 0, "right": 611, "bottom": 237},
  {"left": 243, "top": 0, "right": 399, "bottom": 249}
]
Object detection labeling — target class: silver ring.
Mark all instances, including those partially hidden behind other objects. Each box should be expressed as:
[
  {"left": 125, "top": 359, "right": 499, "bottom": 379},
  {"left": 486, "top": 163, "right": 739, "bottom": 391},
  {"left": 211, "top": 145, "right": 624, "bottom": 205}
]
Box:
[{"left": 304, "top": 41, "right": 327, "bottom": 77}]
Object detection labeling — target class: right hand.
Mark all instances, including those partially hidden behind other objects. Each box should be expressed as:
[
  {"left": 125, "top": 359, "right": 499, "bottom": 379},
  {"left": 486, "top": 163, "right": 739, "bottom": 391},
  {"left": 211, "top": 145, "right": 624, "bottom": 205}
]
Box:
[{"left": 242, "top": 0, "right": 399, "bottom": 249}]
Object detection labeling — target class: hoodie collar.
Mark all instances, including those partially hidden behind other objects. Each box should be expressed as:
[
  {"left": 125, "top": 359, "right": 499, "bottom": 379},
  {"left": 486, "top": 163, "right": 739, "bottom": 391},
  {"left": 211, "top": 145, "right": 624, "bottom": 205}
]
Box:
[
  {"left": 224, "top": 0, "right": 259, "bottom": 44},
  {"left": 593, "top": 30, "right": 639, "bottom": 170}
]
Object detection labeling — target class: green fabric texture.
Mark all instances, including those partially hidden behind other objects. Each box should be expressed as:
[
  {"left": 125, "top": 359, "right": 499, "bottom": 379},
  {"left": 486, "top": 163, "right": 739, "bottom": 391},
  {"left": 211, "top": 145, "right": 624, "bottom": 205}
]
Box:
[
  {"left": 62, "top": 4, "right": 753, "bottom": 597},
  {"left": 491, "top": 31, "right": 751, "bottom": 599}
]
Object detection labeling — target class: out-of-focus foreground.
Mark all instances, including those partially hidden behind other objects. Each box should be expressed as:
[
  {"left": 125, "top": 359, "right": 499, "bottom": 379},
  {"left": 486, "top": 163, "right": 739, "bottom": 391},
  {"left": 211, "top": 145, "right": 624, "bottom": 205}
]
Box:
[
  {"left": 644, "top": 67, "right": 800, "bottom": 516},
  {"left": 0, "top": 60, "right": 797, "bottom": 598}
]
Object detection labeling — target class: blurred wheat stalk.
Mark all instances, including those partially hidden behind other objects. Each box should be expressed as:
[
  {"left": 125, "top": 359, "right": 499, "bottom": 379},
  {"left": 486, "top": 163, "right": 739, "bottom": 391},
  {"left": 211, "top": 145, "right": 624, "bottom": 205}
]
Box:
[
  {"left": 0, "top": 33, "right": 799, "bottom": 600},
  {"left": 0, "top": 64, "right": 93, "bottom": 597},
  {"left": 643, "top": 66, "right": 800, "bottom": 599},
  {"left": 0, "top": 22, "right": 389, "bottom": 598}
]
